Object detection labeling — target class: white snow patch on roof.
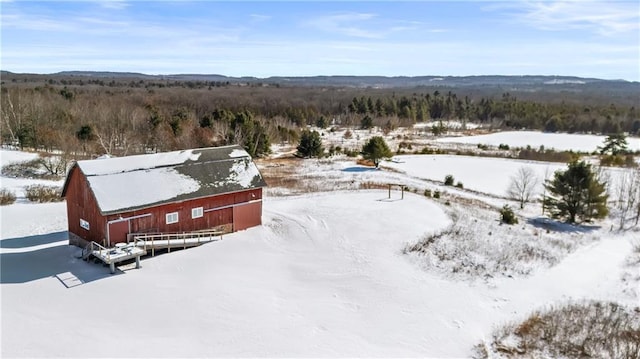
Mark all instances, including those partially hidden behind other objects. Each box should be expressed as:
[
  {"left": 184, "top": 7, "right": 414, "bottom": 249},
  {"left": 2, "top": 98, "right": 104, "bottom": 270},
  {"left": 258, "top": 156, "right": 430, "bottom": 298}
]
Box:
[
  {"left": 78, "top": 150, "right": 201, "bottom": 176},
  {"left": 87, "top": 167, "right": 200, "bottom": 213},
  {"left": 211, "top": 159, "right": 261, "bottom": 189},
  {"left": 230, "top": 160, "right": 261, "bottom": 187},
  {"left": 228, "top": 148, "right": 249, "bottom": 158}
]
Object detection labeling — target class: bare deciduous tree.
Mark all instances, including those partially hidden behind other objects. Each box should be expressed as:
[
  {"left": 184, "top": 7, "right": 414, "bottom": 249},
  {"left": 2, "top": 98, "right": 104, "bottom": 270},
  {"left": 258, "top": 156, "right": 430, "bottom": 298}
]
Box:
[
  {"left": 618, "top": 167, "right": 640, "bottom": 228},
  {"left": 507, "top": 166, "right": 539, "bottom": 209}
]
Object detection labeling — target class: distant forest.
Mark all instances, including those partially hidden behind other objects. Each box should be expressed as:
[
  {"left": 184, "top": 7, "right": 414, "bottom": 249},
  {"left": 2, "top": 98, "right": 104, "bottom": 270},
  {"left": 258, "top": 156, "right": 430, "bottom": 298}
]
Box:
[{"left": 1, "top": 72, "right": 638, "bottom": 158}]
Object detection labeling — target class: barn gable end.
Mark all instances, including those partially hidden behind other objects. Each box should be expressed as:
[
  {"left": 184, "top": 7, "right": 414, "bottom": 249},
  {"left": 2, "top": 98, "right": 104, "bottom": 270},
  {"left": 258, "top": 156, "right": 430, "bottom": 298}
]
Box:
[{"left": 62, "top": 145, "right": 266, "bottom": 247}]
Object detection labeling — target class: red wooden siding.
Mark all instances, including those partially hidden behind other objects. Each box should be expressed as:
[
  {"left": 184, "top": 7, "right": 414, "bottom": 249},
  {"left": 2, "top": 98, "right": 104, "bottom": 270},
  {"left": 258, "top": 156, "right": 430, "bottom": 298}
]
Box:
[
  {"left": 104, "top": 188, "right": 263, "bottom": 244},
  {"left": 65, "top": 165, "right": 263, "bottom": 246},
  {"left": 233, "top": 200, "right": 262, "bottom": 231},
  {"left": 108, "top": 220, "right": 129, "bottom": 244},
  {"left": 64, "top": 166, "right": 107, "bottom": 244}
]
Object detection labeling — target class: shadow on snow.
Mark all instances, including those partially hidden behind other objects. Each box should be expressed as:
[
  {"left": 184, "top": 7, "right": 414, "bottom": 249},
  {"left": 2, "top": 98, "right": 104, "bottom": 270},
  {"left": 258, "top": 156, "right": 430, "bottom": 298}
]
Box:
[
  {"left": 1, "top": 231, "right": 121, "bottom": 286},
  {"left": 0, "top": 231, "right": 68, "bottom": 249},
  {"left": 342, "top": 166, "right": 378, "bottom": 173},
  {"left": 527, "top": 217, "right": 601, "bottom": 233}
]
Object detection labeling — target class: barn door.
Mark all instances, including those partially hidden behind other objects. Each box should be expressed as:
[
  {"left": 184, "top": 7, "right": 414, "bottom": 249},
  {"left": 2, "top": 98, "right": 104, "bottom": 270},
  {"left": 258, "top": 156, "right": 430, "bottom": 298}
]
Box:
[
  {"left": 108, "top": 220, "right": 129, "bottom": 246},
  {"left": 232, "top": 201, "right": 262, "bottom": 231}
]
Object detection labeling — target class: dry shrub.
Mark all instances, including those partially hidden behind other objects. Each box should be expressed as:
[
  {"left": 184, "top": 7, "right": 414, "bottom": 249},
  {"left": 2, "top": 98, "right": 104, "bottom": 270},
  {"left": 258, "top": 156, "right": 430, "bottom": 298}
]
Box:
[
  {"left": 356, "top": 158, "right": 376, "bottom": 167},
  {"left": 404, "top": 205, "right": 588, "bottom": 280},
  {"left": 1, "top": 159, "right": 42, "bottom": 178},
  {"left": 359, "top": 181, "right": 388, "bottom": 190},
  {"left": 258, "top": 158, "right": 302, "bottom": 192},
  {"left": 25, "top": 185, "right": 63, "bottom": 203},
  {"left": 478, "top": 301, "right": 640, "bottom": 359},
  {"left": 0, "top": 189, "right": 17, "bottom": 205}
]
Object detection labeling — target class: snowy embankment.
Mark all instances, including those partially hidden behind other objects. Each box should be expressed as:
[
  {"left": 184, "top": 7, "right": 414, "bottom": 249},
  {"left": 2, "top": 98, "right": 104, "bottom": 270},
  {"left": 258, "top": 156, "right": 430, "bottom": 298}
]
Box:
[
  {"left": 435, "top": 130, "right": 640, "bottom": 153},
  {"left": 2, "top": 190, "right": 636, "bottom": 357}
]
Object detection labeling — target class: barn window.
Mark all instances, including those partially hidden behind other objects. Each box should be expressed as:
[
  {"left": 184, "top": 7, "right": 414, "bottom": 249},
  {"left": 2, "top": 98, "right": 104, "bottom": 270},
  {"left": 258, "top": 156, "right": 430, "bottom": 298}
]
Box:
[
  {"left": 192, "top": 207, "right": 203, "bottom": 219},
  {"left": 79, "top": 219, "right": 90, "bottom": 230},
  {"left": 166, "top": 212, "right": 179, "bottom": 224}
]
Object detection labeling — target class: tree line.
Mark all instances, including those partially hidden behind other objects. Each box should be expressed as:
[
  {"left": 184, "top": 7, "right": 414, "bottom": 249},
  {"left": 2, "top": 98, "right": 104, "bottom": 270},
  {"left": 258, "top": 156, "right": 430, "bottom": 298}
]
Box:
[{"left": 1, "top": 77, "right": 638, "bottom": 158}]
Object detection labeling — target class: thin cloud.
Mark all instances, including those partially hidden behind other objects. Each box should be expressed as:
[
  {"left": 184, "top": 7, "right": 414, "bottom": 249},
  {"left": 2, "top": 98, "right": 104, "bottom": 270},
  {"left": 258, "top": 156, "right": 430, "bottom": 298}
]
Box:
[
  {"left": 305, "top": 12, "right": 383, "bottom": 39},
  {"left": 306, "top": 13, "right": 443, "bottom": 40},
  {"left": 495, "top": 0, "right": 640, "bottom": 36},
  {"left": 249, "top": 14, "right": 272, "bottom": 22},
  {"left": 98, "top": 0, "right": 129, "bottom": 10},
  {"left": 1, "top": 13, "right": 75, "bottom": 31}
]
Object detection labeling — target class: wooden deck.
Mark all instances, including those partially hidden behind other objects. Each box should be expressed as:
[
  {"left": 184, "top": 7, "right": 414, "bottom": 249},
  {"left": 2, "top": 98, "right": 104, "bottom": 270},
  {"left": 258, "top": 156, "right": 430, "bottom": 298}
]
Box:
[
  {"left": 128, "top": 230, "right": 224, "bottom": 256},
  {"left": 82, "top": 230, "right": 225, "bottom": 274},
  {"left": 84, "top": 242, "right": 146, "bottom": 274}
]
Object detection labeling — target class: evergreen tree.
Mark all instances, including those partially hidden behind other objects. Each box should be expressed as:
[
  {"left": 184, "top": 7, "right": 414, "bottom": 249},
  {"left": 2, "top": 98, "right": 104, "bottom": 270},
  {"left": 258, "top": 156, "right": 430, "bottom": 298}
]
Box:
[
  {"left": 544, "top": 160, "right": 608, "bottom": 223},
  {"left": 296, "top": 130, "right": 323, "bottom": 158},
  {"left": 361, "top": 136, "right": 392, "bottom": 168},
  {"left": 361, "top": 115, "right": 373, "bottom": 129},
  {"left": 316, "top": 116, "right": 328, "bottom": 129},
  {"left": 228, "top": 111, "right": 270, "bottom": 158},
  {"left": 599, "top": 133, "right": 629, "bottom": 155}
]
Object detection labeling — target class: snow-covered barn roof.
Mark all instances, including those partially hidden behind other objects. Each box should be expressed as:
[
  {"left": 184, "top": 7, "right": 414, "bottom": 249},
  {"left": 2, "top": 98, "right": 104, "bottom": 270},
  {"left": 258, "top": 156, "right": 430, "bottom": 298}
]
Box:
[{"left": 62, "top": 145, "right": 266, "bottom": 215}]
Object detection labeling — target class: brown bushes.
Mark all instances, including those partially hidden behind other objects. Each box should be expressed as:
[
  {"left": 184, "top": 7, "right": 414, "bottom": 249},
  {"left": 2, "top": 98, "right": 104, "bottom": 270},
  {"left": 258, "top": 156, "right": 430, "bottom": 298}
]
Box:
[
  {"left": 478, "top": 301, "right": 640, "bottom": 359},
  {"left": 0, "top": 189, "right": 16, "bottom": 205},
  {"left": 25, "top": 185, "right": 63, "bottom": 203}
]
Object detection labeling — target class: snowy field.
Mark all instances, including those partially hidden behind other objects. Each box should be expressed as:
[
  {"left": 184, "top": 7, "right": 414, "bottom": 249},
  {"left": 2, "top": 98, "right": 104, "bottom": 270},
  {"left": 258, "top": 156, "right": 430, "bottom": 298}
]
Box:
[
  {"left": 1, "top": 147, "right": 639, "bottom": 357},
  {"left": 435, "top": 131, "right": 640, "bottom": 153},
  {"left": 385, "top": 154, "right": 629, "bottom": 199}
]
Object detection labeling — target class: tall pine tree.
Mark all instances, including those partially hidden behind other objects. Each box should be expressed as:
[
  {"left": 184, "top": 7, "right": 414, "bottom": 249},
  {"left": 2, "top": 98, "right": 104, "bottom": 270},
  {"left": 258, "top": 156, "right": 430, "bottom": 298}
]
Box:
[{"left": 544, "top": 160, "right": 608, "bottom": 223}]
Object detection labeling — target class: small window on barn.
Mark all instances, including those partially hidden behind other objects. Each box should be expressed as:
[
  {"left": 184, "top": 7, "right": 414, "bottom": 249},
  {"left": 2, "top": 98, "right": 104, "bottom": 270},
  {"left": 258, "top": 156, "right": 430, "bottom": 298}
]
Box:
[
  {"left": 79, "top": 219, "right": 90, "bottom": 231},
  {"left": 166, "top": 212, "right": 179, "bottom": 224},
  {"left": 192, "top": 207, "right": 203, "bottom": 219}
]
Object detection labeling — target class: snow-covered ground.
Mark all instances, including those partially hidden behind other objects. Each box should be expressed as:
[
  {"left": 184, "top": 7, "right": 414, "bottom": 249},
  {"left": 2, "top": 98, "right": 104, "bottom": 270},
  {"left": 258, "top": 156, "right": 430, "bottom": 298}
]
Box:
[
  {"left": 0, "top": 149, "right": 38, "bottom": 165},
  {"left": 385, "top": 154, "right": 630, "bottom": 199},
  {"left": 0, "top": 149, "right": 65, "bottom": 201},
  {"left": 435, "top": 131, "right": 640, "bottom": 153},
  {"left": 1, "top": 147, "right": 638, "bottom": 357}
]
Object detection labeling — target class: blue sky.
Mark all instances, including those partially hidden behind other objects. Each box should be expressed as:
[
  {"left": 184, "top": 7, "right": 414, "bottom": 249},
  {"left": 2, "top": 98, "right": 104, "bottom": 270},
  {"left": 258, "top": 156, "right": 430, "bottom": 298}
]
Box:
[{"left": 1, "top": 1, "right": 639, "bottom": 80}]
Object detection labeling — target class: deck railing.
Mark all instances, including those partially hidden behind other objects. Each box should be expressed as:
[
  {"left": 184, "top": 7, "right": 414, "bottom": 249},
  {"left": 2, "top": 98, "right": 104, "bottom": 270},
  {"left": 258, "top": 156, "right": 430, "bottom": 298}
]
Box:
[
  {"left": 82, "top": 241, "right": 112, "bottom": 262},
  {"left": 127, "top": 230, "right": 224, "bottom": 256}
]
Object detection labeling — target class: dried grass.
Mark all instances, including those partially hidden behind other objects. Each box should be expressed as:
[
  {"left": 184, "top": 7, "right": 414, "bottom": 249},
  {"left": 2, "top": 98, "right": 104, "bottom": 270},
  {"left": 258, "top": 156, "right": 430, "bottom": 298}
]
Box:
[
  {"left": 25, "top": 185, "right": 63, "bottom": 203},
  {"left": 477, "top": 301, "right": 640, "bottom": 359},
  {"left": 0, "top": 189, "right": 16, "bottom": 205}
]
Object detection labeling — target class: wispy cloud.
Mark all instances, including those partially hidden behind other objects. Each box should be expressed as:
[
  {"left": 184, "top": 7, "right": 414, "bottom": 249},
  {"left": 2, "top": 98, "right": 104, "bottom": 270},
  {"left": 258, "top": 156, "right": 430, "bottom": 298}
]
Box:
[
  {"left": 1, "top": 12, "right": 75, "bottom": 31},
  {"left": 249, "top": 14, "right": 271, "bottom": 22},
  {"left": 495, "top": 0, "right": 640, "bottom": 36},
  {"left": 305, "top": 13, "right": 440, "bottom": 40},
  {"left": 98, "top": 0, "right": 129, "bottom": 10},
  {"left": 305, "top": 12, "right": 384, "bottom": 39}
]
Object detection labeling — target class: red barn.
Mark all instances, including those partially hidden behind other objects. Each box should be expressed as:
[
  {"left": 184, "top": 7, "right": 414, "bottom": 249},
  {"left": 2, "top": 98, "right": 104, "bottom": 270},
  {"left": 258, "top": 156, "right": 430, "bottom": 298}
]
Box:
[{"left": 62, "top": 145, "right": 266, "bottom": 248}]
